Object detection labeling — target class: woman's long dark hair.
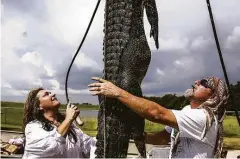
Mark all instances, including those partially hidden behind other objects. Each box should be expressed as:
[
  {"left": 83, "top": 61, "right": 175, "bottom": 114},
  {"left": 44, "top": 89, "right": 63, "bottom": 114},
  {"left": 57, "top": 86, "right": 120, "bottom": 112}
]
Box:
[{"left": 23, "top": 88, "right": 77, "bottom": 143}]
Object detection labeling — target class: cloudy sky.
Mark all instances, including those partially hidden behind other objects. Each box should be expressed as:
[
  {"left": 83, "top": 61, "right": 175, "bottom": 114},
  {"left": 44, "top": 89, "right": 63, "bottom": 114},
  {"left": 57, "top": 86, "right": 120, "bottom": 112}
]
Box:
[{"left": 1, "top": 0, "right": 240, "bottom": 104}]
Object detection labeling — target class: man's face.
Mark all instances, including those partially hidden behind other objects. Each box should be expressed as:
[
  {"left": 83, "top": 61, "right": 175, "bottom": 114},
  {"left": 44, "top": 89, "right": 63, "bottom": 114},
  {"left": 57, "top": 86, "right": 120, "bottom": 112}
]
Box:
[
  {"left": 37, "top": 90, "right": 60, "bottom": 110},
  {"left": 185, "top": 79, "right": 213, "bottom": 103}
]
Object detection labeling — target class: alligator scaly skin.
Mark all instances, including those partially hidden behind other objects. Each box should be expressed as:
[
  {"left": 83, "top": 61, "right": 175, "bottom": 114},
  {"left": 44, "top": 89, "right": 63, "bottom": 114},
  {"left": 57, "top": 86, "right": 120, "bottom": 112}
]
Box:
[{"left": 96, "top": 0, "right": 159, "bottom": 157}]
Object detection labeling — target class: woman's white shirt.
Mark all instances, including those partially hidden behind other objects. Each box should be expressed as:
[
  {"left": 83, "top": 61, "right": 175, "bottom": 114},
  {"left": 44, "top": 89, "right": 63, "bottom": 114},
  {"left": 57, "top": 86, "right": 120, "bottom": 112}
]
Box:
[{"left": 23, "top": 120, "right": 96, "bottom": 158}]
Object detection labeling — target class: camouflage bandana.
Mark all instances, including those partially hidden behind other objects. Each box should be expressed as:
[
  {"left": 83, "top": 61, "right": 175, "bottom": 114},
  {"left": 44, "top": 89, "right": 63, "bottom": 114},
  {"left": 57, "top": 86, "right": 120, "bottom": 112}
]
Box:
[{"left": 198, "top": 76, "right": 229, "bottom": 158}]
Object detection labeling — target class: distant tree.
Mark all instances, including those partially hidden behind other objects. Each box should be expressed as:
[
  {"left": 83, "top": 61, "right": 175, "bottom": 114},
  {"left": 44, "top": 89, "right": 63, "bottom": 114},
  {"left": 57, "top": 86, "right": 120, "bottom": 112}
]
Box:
[
  {"left": 143, "top": 81, "right": 240, "bottom": 111},
  {"left": 144, "top": 94, "right": 188, "bottom": 110},
  {"left": 230, "top": 81, "right": 240, "bottom": 111},
  {"left": 81, "top": 103, "right": 92, "bottom": 105},
  {"left": 2, "top": 81, "right": 239, "bottom": 111}
]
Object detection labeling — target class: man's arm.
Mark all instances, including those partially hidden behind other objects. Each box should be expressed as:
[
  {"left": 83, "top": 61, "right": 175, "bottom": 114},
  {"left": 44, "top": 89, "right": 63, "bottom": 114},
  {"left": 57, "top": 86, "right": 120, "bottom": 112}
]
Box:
[
  {"left": 145, "top": 130, "right": 171, "bottom": 145},
  {"left": 117, "top": 89, "right": 178, "bottom": 129},
  {"left": 88, "top": 77, "right": 179, "bottom": 130}
]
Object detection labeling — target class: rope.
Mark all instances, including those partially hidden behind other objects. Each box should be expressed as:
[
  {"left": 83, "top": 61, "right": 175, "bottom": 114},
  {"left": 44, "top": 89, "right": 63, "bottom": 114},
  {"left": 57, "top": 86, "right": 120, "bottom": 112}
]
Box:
[
  {"left": 65, "top": 0, "right": 101, "bottom": 103},
  {"left": 64, "top": 0, "right": 104, "bottom": 156},
  {"left": 206, "top": 0, "right": 240, "bottom": 125},
  {"left": 103, "top": 0, "right": 108, "bottom": 157}
]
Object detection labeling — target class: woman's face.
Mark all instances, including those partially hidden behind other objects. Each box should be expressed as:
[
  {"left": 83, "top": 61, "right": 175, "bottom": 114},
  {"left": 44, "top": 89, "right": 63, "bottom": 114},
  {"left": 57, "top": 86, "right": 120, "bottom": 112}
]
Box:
[{"left": 37, "top": 90, "right": 60, "bottom": 110}]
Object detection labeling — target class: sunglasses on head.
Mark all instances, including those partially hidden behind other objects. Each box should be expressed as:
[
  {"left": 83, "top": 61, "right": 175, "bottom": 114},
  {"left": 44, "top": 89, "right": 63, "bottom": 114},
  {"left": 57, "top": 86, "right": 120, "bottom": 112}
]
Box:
[{"left": 200, "top": 79, "right": 211, "bottom": 89}]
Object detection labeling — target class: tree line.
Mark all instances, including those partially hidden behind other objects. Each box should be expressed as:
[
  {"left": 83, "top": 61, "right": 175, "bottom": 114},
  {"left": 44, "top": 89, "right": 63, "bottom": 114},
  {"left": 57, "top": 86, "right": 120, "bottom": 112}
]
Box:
[
  {"left": 144, "top": 81, "right": 240, "bottom": 111},
  {"left": 1, "top": 81, "right": 239, "bottom": 111}
]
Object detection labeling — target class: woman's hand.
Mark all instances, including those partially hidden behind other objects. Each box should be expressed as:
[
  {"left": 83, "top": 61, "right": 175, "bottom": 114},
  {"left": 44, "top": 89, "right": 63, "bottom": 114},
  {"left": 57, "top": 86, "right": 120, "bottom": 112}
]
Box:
[
  {"left": 88, "top": 77, "right": 122, "bottom": 98},
  {"left": 57, "top": 104, "right": 80, "bottom": 137},
  {"left": 65, "top": 103, "right": 80, "bottom": 122}
]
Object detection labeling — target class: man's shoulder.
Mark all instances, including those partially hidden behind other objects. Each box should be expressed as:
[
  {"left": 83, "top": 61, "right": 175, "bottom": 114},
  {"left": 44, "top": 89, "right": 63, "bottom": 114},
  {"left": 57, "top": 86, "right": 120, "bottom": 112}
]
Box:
[
  {"left": 181, "top": 105, "right": 206, "bottom": 113},
  {"left": 181, "top": 105, "right": 191, "bottom": 111},
  {"left": 177, "top": 105, "right": 207, "bottom": 122}
]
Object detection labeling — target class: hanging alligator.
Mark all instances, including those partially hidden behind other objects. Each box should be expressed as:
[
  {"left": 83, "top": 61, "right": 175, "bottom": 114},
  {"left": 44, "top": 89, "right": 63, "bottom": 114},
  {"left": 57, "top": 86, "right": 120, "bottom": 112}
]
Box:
[{"left": 95, "top": 0, "right": 159, "bottom": 157}]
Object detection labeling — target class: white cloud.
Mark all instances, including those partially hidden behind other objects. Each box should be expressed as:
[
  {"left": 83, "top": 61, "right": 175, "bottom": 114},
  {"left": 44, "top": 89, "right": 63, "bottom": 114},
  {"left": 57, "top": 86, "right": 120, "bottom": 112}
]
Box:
[
  {"left": 21, "top": 52, "right": 43, "bottom": 67},
  {"left": 20, "top": 52, "right": 55, "bottom": 77},
  {"left": 158, "top": 36, "right": 189, "bottom": 53},
  {"left": 174, "top": 60, "right": 181, "bottom": 66},
  {"left": 74, "top": 52, "right": 100, "bottom": 70},
  {"left": 2, "top": 50, "right": 57, "bottom": 94},
  {"left": 1, "top": 18, "right": 27, "bottom": 52},
  {"left": 1, "top": 0, "right": 240, "bottom": 103},
  {"left": 49, "top": 88, "right": 89, "bottom": 96},
  {"left": 225, "top": 26, "right": 240, "bottom": 50},
  {"left": 222, "top": 26, "right": 240, "bottom": 82},
  {"left": 2, "top": 88, "right": 24, "bottom": 96},
  {"left": 68, "top": 88, "right": 89, "bottom": 95},
  {"left": 191, "top": 36, "right": 213, "bottom": 50},
  {"left": 49, "top": 79, "right": 60, "bottom": 89},
  {"left": 156, "top": 68, "right": 165, "bottom": 76},
  {"left": 44, "top": 0, "right": 104, "bottom": 47},
  {"left": 44, "top": 64, "right": 54, "bottom": 77}
]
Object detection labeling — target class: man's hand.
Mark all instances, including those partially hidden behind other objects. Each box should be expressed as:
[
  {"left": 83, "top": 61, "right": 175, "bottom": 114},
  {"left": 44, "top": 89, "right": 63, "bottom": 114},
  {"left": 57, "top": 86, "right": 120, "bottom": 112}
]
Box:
[{"left": 88, "top": 77, "right": 122, "bottom": 98}]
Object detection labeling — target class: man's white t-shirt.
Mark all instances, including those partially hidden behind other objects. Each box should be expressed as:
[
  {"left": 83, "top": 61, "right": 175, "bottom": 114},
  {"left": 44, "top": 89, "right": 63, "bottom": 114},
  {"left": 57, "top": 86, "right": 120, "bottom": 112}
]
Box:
[{"left": 168, "top": 105, "right": 218, "bottom": 158}]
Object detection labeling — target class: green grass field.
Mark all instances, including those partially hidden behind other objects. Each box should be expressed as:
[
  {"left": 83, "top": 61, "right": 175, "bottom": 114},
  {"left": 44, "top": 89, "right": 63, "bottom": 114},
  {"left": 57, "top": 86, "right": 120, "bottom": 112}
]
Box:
[
  {"left": 1, "top": 104, "right": 240, "bottom": 150},
  {"left": 1, "top": 101, "right": 99, "bottom": 110}
]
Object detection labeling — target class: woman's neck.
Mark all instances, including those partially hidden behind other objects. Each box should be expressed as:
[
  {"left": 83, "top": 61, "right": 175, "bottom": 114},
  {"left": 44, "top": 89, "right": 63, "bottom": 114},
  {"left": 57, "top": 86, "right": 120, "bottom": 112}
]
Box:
[{"left": 43, "top": 110, "right": 57, "bottom": 123}]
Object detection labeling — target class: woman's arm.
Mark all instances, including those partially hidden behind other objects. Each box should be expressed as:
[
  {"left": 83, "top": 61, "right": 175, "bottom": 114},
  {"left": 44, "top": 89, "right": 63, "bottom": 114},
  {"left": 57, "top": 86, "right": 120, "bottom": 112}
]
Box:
[
  {"left": 57, "top": 104, "right": 80, "bottom": 137},
  {"left": 88, "top": 77, "right": 178, "bottom": 129},
  {"left": 57, "top": 118, "right": 73, "bottom": 137}
]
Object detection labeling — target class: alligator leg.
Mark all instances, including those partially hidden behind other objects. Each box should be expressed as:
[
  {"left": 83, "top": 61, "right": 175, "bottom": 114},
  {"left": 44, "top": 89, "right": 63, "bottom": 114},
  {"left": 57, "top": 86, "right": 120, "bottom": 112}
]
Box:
[{"left": 118, "top": 35, "right": 151, "bottom": 157}]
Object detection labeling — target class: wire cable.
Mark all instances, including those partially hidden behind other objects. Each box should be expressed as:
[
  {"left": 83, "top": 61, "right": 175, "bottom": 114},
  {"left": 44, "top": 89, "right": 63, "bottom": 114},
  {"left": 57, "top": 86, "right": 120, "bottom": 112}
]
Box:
[
  {"left": 206, "top": 0, "right": 240, "bottom": 125},
  {"left": 65, "top": 0, "right": 101, "bottom": 103},
  {"left": 64, "top": 0, "right": 104, "bottom": 156}
]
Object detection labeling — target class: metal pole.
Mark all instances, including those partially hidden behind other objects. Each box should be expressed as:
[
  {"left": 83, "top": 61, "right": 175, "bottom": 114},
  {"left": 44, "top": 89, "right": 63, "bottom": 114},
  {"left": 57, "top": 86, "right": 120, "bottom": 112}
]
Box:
[{"left": 206, "top": 0, "right": 240, "bottom": 125}]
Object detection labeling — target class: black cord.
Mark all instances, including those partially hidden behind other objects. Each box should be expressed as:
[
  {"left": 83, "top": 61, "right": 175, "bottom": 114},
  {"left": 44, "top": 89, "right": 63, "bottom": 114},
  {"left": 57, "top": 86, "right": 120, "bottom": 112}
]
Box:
[
  {"left": 65, "top": 0, "right": 102, "bottom": 103},
  {"left": 206, "top": 0, "right": 240, "bottom": 125}
]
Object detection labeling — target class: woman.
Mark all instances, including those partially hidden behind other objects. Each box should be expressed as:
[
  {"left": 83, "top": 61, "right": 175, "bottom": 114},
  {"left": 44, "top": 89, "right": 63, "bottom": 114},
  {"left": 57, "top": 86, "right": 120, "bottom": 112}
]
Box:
[{"left": 22, "top": 88, "right": 96, "bottom": 158}]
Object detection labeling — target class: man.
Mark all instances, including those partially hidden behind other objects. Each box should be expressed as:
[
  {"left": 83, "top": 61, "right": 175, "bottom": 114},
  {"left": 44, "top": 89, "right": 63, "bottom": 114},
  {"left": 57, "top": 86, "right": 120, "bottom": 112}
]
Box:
[{"left": 88, "top": 76, "right": 229, "bottom": 158}]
